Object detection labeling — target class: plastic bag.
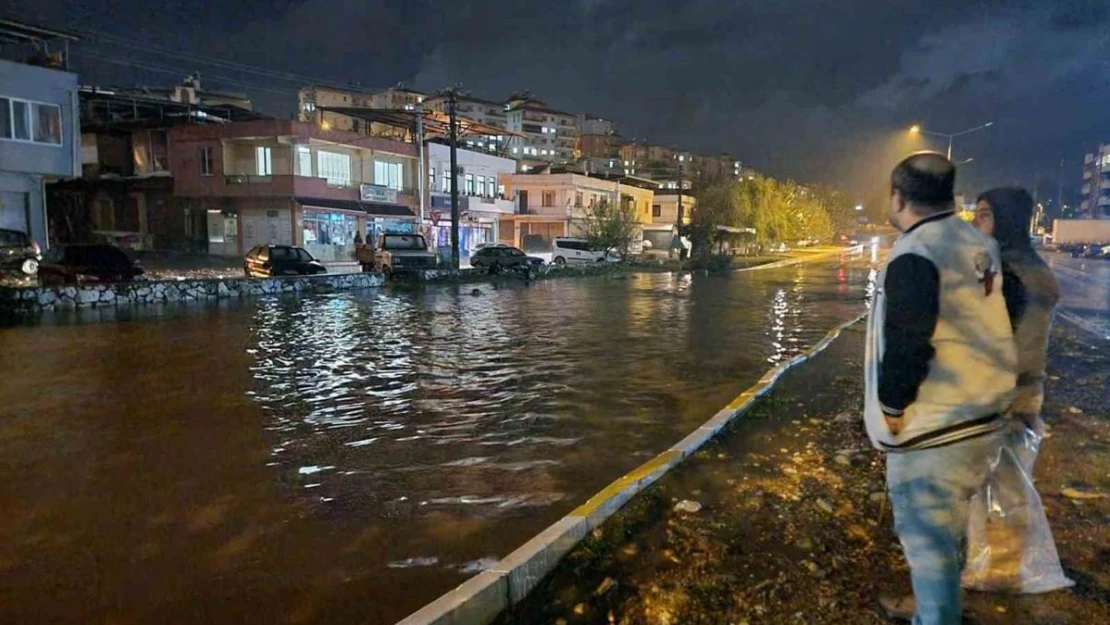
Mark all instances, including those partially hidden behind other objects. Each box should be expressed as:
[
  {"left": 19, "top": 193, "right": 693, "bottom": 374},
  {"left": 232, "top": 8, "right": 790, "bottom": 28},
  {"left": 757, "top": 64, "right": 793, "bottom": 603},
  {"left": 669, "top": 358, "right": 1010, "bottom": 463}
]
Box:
[{"left": 962, "top": 419, "right": 1074, "bottom": 593}]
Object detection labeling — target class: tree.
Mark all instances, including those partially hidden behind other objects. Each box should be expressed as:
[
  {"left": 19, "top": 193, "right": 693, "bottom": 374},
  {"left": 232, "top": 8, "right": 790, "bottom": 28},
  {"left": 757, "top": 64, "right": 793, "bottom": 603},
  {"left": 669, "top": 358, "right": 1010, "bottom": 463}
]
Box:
[{"left": 581, "top": 197, "right": 639, "bottom": 256}]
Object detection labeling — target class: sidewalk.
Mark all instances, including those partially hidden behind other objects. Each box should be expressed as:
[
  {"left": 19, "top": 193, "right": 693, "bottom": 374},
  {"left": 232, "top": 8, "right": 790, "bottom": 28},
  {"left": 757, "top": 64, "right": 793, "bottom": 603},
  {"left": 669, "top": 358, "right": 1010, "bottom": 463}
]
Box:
[{"left": 502, "top": 322, "right": 1110, "bottom": 625}]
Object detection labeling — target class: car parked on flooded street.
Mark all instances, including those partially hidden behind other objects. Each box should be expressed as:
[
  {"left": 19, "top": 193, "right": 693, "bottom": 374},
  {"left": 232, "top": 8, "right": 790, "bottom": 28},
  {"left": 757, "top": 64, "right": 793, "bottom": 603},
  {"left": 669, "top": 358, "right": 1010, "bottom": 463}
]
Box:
[
  {"left": 244, "top": 245, "right": 327, "bottom": 278},
  {"left": 37, "top": 244, "right": 144, "bottom": 286},
  {"left": 0, "top": 228, "right": 40, "bottom": 276}
]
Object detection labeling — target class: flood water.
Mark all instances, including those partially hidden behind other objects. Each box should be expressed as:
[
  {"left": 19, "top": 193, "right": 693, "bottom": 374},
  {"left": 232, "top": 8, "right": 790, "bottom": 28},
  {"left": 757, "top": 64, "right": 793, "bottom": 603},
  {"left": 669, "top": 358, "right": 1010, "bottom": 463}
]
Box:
[{"left": 0, "top": 252, "right": 876, "bottom": 625}]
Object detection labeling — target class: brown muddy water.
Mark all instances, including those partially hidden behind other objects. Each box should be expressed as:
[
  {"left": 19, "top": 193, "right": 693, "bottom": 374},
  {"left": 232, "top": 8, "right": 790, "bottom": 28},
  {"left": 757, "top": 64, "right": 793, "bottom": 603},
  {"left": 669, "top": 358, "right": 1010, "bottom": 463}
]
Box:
[{"left": 0, "top": 252, "right": 876, "bottom": 624}]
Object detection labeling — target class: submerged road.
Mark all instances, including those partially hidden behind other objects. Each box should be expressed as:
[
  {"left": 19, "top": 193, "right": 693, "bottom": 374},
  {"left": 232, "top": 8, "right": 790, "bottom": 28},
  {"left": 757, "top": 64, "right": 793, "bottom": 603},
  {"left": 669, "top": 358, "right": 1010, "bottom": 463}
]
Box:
[
  {"left": 1045, "top": 252, "right": 1110, "bottom": 339},
  {"left": 0, "top": 252, "right": 880, "bottom": 624}
]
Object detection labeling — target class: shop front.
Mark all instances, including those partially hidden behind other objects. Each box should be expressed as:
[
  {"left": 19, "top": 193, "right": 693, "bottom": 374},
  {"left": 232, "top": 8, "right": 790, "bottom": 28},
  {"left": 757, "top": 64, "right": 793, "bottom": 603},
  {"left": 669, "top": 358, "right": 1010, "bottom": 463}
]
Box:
[{"left": 295, "top": 197, "right": 416, "bottom": 262}]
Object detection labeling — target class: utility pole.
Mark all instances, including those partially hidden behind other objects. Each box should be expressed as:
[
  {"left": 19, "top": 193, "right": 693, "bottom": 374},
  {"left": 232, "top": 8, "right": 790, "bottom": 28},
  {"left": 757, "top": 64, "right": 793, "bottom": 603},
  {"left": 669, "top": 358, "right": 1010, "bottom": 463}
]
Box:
[
  {"left": 1057, "top": 157, "right": 1065, "bottom": 219},
  {"left": 440, "top": 87, "right": 463, "bottom": 270},
  {"left": 415, "top": 99, "right": 426, "bottom": 225}
]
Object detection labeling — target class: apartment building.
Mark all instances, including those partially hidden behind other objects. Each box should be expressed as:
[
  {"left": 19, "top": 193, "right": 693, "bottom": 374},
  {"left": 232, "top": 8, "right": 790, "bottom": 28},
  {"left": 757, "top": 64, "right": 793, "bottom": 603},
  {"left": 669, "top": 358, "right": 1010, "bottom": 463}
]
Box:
[
  {"left": 0, "top": 20, "right": 80, "bottom": 250},
  {"left": 426, "top": 141, "right": 516, "bottom": 254},
  {"left": 504, "top": 96, "right": 578, "bottom": 163},
  {"left": 499, "top": 172, "right": 655, "bottom": 251},
  {"left": 47, "top": 87, "right": 263, "bottom": 252},
  {"left": 1080, "top": 145, "right": 1110, "bottom": 219},
  {"left": 423, "top": 94, "right": 510, "bottom": 156},
  {"left": 297, "top": 85, "right": 426, "bottom": 137},
  {"left": 170, "top": 120, "right": 419, "bottom": 260}
]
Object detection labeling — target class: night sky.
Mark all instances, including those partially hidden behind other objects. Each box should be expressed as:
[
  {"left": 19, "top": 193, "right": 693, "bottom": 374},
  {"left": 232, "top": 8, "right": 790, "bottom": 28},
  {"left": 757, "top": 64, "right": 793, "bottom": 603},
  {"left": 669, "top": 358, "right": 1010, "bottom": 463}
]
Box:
[{"left": 13, "top": 0, "right": 1110, "bottom": 204}]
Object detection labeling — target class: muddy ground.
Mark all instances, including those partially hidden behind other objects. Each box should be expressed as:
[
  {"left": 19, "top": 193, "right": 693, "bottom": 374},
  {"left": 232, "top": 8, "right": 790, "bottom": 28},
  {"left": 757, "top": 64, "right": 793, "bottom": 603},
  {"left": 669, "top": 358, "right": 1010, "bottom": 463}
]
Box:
[{"left": 501, "top": 322, "right": 1110, "bottom": 625}]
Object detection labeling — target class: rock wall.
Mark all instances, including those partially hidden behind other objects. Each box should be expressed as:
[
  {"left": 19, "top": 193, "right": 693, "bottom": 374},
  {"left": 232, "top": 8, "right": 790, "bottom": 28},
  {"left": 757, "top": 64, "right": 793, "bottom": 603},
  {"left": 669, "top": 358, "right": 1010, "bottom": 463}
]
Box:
[{"left": 0, "top": 272, "right": 385, "bottom": 314}]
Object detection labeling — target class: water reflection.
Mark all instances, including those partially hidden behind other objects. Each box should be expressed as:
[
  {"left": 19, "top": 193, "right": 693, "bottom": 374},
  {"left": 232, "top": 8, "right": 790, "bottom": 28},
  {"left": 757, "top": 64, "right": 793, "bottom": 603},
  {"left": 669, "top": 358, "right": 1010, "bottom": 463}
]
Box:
[{"left": 0, "top": 255, "right": 879, "bottom": 625}]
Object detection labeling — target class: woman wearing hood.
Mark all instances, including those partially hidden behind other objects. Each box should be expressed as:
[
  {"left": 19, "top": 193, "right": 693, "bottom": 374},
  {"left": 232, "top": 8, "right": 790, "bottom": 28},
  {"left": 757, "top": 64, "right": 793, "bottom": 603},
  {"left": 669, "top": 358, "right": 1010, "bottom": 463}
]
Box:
[
  {"left": 965, "top": 187, "right": 1071, "bottom": 595},
  {"left": 973, "top": 187, "right": 1060, "bottom": 428}
]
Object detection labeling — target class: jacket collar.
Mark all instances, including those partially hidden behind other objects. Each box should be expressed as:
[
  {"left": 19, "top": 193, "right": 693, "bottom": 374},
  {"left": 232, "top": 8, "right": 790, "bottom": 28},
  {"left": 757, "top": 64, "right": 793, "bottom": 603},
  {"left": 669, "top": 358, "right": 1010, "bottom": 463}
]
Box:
[{"left": 904, "top": 210, "right": 956, "bottom": 234}]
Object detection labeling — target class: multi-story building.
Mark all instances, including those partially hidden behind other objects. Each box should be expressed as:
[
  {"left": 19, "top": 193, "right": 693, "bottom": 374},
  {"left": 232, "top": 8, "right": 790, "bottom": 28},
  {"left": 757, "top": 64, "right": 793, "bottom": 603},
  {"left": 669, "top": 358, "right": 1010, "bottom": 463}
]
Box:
[
  {"left": 170, "top": 120, "right": 420, "bottom": 261},
  {"left": 425, "top": 140, "right": 516, "bottom": 255},
  {"left": 1080, "top": 145, "right": 1110, "bottom": 219},
  {"left": 504, "top": 96, "right": 578, "bottom": 163},
  {"left": 498, "top": 172, "right": 655, "bottom": 251},
  {"left": 0, "top": 19, "right": 80, "bottom": 250},
  {"left": 297, "top": 84, "right": 427, "bottom": 138},
  {"left": 47, "top": 87, "right": 263, "bottom": 252},
  {"left": 422, "top": 94, "right": 511, "bottom": 156}
]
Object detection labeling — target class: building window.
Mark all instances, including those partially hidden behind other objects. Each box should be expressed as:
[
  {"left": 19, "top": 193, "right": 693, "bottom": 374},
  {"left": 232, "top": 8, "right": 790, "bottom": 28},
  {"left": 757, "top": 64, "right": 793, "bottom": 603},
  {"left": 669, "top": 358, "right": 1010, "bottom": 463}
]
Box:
[
  {"left": 374, "top": 160, "right": 403, "bottom": 190},
  {"left": 0, "top": 96, "right": 62, "bottom": 145},
  {"left": 442, "top": 170, "right": 451, "bottom": 193},
  {"left": 498, "top": 184, "right": 506, "bottom": 198},
  {"left": 429, "top": 167, "right": 436, "bottom": 191},
  {"left": 542, "top": 191, "right": 556, "bottom": 207},
  {"left": 297, "top": 146, "right": 312, "bottom": 176},
  {"left": 575, "top": 192, "right": 583, "bottom": 208},
  {"left": 318, "top": 150, "right": 352, "bottom": 186},
  {"left": 476, "top": 175, "right": 486, "bottom": 197},
  {"left": 303, "top": 209, "right": 359, "bottom": 246},
  {"left": 200, "top": 146, "right": 213, "bottom": 175},
  {"left": 255, "top": 146, "right": 272, "bottom": 176},
  {"left": 464, "top": 173, "right": 475, "bottom": 195}
]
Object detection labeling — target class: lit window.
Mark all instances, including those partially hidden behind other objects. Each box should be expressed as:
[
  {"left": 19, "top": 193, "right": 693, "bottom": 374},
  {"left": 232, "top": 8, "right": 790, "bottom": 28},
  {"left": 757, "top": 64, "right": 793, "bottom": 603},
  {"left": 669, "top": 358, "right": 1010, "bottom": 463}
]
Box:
[
  {"left": 374, "top": 160, "right": 403, "bottom": 190},
  {"left": 512, "top": 147, "right": 519, "bottom": 154},
  {"left": 255, "top": 146, "right": 273, "bottom": 176},
  {"left": 319, "top": 151, "right": 352, "bottom": 186},
  {"left": 297, "top": 146, "right": 312, "bottom": 176},
  {"left": 465, "top": 173, "right": 475, "bottom": 195},
  {"left": 477, "top": 175, "right": 486, "bottom": 197},
  {"left": 200, "top": 146, "right": 213, "bottom": 175},
  {"left": 429, "top": 167, "right": 436, "bottom": 190}
]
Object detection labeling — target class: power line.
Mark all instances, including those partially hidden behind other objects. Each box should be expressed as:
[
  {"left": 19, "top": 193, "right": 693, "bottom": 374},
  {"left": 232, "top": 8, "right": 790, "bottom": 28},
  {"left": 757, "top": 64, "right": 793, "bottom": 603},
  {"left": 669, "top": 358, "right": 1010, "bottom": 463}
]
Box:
[
  {"left": 75, "top": 52, "right": 302, "bottom": 97},
  {"left": 74, "top": 27, "right": 376, "bottom": 93}
]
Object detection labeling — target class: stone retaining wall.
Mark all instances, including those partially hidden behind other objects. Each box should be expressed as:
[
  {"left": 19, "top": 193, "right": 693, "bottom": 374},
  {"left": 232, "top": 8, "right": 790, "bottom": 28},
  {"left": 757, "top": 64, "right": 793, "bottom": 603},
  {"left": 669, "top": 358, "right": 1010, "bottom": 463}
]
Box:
[{"left": 0, "top": 272, "right": 384, "bottom": 314}]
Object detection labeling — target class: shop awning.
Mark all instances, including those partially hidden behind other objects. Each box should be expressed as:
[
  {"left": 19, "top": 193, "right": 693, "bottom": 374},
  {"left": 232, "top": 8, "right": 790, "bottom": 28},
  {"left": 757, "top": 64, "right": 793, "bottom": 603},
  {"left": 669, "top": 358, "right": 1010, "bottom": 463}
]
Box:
[{"left": 294, "top": 196, "right": 416, "bottom": 218}]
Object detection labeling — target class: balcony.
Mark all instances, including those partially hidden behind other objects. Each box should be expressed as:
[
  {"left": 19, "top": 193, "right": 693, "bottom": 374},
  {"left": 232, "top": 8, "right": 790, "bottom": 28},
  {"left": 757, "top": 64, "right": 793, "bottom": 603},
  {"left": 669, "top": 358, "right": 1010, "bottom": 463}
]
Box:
[
  {"left": 1100, "top": 179, "right": 1110, "bottom": 191},
  {"left": 430, "top": 193, "right": 515, "bottom": 215},
  {"left": 180, "top": 174, "right": 415, "bottom": 208},
  {"left": 1098, "top": 195, "right": 1110, "bottom": 207}
]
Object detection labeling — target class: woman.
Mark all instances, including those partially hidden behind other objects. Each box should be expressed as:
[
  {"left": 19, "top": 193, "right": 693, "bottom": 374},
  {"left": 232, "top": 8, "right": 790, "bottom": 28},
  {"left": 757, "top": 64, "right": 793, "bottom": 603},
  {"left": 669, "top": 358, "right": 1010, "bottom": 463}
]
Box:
[
  {"left": 973, "top": 187, "right": 1059, "bottom": 428},
  {"left": 965, "top": 187, "right": 1070, "bottom": 594}
]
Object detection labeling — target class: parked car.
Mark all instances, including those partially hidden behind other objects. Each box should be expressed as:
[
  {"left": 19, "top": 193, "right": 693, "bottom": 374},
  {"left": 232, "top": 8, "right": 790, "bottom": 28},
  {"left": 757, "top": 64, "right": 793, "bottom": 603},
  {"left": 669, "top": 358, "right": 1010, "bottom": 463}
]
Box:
[
  {"left": 357, "top": 233, "right": 437, "bottom": 276},
  {"left": 1081, "top": 243, "right": 1106, "bottom": 259},
  {"left": 38, "top": 244, "right": 144, "bottom": 286},
  {"left": 552, "top": 237, "right": 610, "bottom": 265},
  {"left": 470, "top": 246, "right": 545, "bottom": 274},
  {"left": 244, "top": 245, "right": 327, "bottom": 278},
  {"left": 0, "top": 228, "right": 40, "bottom": 276}
]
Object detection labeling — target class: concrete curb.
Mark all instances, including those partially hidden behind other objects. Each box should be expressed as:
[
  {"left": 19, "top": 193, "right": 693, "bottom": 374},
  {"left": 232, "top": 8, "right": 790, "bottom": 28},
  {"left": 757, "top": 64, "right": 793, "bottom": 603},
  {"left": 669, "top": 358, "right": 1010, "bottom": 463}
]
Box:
[
  {"left": 733, "top": 244, "right": 864, "bottom": 273},
  {"left": 396, "top": 311, "right": 867, "bottom": 625}
]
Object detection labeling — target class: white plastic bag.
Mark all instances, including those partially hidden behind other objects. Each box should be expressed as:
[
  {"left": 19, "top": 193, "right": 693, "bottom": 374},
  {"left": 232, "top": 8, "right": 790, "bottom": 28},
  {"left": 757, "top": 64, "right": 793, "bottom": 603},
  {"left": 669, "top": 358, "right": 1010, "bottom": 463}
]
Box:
[{"left": 962, "top": 419, "right": 1073, "bottom": 594}]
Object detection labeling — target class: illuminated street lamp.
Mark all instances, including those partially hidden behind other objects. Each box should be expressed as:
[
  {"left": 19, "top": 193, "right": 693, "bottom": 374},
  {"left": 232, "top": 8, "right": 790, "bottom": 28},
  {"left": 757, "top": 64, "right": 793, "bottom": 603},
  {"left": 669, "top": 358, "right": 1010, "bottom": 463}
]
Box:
[{"left": 909, "top": 122, "right": 993, "bottom": 160}]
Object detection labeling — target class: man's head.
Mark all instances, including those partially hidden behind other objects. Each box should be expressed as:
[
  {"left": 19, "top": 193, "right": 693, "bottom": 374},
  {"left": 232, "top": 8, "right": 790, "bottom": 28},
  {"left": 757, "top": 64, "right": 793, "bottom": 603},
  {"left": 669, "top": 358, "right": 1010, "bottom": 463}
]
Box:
[{"left": 888, "top": 152, "right": 956, "bottom": 232}]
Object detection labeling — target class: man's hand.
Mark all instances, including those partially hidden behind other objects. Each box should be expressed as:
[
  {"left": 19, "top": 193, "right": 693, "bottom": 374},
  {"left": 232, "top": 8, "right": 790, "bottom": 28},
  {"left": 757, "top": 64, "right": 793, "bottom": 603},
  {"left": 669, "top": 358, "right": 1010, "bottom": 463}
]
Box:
[{"left": 883, "top": 413, "right": 903, "bottom": 435}]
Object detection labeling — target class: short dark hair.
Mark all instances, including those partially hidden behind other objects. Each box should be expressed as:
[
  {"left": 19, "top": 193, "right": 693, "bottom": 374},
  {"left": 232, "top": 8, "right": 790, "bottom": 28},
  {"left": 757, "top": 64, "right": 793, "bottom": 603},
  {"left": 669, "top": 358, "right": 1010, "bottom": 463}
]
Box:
[{"left": 891, "top": 152, "right": 956, "bottom": 210}]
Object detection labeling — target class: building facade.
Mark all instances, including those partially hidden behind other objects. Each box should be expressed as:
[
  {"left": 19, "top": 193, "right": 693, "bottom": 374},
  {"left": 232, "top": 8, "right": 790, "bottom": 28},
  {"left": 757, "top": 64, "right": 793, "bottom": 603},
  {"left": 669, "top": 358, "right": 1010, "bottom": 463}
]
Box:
[
  {"left": 504, "top": 97, "right": 578, "bottom": 163},
  {"left": 499, "top": 172, "right": 655, "bottom": 251},
  {"left": 170, "top": 120, "right": 419, "bottom": 260},
  {"left": 0, "top": 57, "right": 80, "bottom": 249},
  {"left": 425, "top": 141, "right": 516, "bottom": 256},
  {"left": 1080, "top": 145, "right": 1110, "bottom": 219}
]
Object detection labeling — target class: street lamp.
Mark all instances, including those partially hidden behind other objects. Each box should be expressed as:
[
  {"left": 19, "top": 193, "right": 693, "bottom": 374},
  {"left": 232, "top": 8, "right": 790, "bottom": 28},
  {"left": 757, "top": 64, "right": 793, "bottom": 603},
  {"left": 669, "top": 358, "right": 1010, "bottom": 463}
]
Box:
[{"left": 909, "top": 122, "right": 993, "bottom": 160}]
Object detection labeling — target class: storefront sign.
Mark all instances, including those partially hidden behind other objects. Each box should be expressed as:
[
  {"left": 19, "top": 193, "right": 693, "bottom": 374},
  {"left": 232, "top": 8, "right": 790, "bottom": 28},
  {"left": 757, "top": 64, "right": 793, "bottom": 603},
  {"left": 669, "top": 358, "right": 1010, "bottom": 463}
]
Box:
[{"left": 360, "top": 184, "right": 398, "bottom": 204}]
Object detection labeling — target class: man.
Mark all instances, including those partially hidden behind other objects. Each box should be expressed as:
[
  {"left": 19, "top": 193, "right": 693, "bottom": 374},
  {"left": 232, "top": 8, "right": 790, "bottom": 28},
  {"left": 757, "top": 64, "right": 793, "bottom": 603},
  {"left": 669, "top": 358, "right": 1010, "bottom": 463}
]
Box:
[{"left": 866, "top": 153, "right": 1017, "bottom": 624}]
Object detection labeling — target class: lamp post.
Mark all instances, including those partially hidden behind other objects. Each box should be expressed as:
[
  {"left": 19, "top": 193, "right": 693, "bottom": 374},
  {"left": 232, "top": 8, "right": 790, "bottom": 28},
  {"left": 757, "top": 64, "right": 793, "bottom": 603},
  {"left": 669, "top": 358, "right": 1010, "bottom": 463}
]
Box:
[{"left": 909, "top": 122, "right": 993, "bottom": 160}]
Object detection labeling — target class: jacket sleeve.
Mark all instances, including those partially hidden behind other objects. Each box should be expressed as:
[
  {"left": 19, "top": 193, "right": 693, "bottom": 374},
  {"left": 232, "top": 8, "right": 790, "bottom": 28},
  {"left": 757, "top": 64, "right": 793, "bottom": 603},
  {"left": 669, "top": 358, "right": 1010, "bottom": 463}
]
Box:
[{"left": 879, "top": 253, "right": 940, "bottom": 415}]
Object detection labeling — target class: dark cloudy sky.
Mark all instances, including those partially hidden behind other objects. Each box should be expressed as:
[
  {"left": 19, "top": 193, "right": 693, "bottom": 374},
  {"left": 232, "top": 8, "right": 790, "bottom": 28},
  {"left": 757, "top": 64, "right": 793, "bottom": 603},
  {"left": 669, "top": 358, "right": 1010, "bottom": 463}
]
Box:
[{"left": 15, "top": 0, "right": 1110, "bottom": 203}]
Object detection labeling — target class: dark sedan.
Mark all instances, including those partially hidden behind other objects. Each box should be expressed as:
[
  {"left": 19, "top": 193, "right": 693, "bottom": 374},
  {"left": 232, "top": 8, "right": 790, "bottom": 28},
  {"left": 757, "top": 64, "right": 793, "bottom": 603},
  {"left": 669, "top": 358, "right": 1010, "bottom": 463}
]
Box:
[
  {"left": 0, "top": 228, "right": 41, "bottom": 276},
  {"left": 470, "top": 246, "right": 545, "bottom": 274},
  {"left": 38, "top": 244, "right": 144, "bottom": 286},
  {"left": 244, "top": 245, "right": 327, "bottom": 278}
]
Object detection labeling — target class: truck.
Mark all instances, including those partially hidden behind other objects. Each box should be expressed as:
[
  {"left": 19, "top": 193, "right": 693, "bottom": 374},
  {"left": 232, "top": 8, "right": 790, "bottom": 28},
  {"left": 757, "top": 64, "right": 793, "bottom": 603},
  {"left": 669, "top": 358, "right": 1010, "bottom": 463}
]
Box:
[
  {"left": 357, "top": 233, "right": 438, "bottom": 277},
  {"left": 1051, "top": 219, "right": 1110, "bottom": 248}
]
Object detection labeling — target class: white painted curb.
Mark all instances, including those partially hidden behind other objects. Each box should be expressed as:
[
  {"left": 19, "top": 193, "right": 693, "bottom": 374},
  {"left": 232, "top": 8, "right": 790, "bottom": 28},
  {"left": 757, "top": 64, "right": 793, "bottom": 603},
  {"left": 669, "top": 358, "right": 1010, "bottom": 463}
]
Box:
[{"left": 395, "top": 311, "right": 866, "bottom": 625}]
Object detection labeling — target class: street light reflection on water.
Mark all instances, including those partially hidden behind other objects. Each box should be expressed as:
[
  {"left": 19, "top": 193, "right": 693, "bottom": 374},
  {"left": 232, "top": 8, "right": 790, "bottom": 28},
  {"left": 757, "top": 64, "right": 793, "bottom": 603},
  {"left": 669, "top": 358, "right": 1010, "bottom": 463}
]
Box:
[{"left": 0, "top": 254, "right": 880, "bottom": 625}]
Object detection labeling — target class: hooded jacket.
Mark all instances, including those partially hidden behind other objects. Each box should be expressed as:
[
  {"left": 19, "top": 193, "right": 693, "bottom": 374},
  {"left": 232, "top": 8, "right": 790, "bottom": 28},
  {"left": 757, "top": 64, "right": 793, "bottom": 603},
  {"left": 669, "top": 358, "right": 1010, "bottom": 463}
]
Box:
[{"left": 979, "top": 188, "right": 1060, "bottom": 420}]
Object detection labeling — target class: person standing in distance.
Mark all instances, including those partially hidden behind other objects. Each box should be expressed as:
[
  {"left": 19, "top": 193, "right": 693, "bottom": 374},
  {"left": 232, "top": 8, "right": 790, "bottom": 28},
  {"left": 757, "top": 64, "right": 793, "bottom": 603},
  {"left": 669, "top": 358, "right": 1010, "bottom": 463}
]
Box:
[{"left": 868, "top": 153, "right": 1017, "bottom": 625}]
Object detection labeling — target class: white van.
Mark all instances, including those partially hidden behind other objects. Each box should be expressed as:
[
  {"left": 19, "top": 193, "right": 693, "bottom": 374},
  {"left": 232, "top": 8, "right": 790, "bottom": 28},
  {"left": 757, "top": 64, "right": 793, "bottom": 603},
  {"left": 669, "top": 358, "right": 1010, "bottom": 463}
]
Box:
[{"left": 552, "top": 237, "right": 608, "bottom": 265}]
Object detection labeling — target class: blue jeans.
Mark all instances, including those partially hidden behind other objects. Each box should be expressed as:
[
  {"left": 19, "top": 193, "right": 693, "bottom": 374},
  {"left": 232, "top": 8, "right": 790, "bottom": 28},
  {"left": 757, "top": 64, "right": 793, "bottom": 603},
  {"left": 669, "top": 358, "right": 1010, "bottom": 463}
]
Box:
[{"left": 887, "top": 432, "right": 1004, "bottom": 625}]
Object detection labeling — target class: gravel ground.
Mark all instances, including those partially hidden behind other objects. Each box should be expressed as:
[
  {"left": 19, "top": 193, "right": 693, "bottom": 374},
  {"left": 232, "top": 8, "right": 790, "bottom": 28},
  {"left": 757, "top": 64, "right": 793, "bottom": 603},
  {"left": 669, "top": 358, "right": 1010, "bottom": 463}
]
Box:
[{"left": 501, "top": 322, "right": 1110, "bottom": 625}]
